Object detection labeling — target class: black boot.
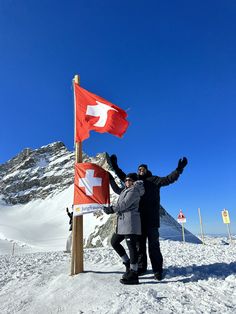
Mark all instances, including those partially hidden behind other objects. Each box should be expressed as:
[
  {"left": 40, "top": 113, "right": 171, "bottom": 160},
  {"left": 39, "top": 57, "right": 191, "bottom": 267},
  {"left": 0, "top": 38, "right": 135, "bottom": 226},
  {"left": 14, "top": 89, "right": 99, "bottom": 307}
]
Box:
[
  {"left": 138, "top": 268, "right": 147, "bottom": 276},
  {"left": 123, "top": 261, "right": 130, "bottom": 273},
  {"left": 120, "top": 270, "right": 139, "bottom": 285},
  {"left": 154, "top": 270, "right": 163, "bottom": 281}
]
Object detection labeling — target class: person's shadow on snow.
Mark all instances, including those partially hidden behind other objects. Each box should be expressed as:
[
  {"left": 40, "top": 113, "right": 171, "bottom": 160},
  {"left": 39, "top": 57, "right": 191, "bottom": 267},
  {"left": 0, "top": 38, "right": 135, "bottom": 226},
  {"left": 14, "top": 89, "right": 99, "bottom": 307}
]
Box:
[
  {"left": 82, "top": 262, "right": 236, "bottom": 284},
  {"left": 149, "top": 262, "right": 236, "bottom": 283},
  {"left": 84, "top": 270, "right": 124, "bottom": 274}
]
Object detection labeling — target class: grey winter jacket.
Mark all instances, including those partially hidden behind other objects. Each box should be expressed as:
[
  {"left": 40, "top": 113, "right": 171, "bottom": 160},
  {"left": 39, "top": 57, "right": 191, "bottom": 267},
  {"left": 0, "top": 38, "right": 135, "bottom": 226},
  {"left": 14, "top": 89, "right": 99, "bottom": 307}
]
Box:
[{"left": 113, "top": 180, "right": 145, "bottom": 235}]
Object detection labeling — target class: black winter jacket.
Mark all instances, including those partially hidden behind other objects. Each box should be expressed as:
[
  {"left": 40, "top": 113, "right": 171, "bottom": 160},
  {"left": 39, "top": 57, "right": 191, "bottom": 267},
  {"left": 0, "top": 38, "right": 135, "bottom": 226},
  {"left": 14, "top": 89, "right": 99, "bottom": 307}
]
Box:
[
  {"left": 138, "top": 170, "right": 180, "bottom": 228},
  {"left": 67, "top": 211, "right": 73, "bottom": 231}
]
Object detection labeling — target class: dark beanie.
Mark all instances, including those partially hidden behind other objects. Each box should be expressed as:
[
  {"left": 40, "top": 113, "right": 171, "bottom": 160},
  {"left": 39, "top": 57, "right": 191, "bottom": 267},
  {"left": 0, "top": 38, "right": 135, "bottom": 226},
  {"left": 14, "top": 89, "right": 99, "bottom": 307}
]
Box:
[
  {"left": 125, "top": 173, "right": 138, "bottom": 181},
  {"left": 138, "top": 164, "right": 148, "bottom": 170}
]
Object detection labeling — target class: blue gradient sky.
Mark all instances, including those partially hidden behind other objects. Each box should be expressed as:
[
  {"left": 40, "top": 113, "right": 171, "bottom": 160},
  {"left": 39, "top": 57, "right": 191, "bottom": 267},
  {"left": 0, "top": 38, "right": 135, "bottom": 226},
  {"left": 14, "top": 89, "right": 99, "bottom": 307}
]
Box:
[{"left": 0, "top": 0, "right": 236, "bottom": 235}]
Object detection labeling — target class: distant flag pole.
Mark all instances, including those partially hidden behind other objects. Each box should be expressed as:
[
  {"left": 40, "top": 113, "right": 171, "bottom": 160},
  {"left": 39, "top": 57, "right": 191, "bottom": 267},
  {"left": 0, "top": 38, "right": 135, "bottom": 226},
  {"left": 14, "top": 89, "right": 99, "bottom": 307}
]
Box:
[
  {"left": 181, "top": 222, "right": 185, "bottom": 242},
  {"left": 177, "top": 209, "right": 186, "bottom": 242},
  {"left": 71, "top": 74, "right": 84, "bottom": 275},
  {"left": 198, "top": 208, "right": 205, "bottom": 244}
]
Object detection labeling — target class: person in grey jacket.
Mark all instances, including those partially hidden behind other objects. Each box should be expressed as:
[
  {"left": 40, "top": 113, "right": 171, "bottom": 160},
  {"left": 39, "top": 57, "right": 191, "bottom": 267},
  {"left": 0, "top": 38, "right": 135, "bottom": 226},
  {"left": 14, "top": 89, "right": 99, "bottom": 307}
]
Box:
[{"left": 103, "top": 172, "right": 145, "bottom": 285}]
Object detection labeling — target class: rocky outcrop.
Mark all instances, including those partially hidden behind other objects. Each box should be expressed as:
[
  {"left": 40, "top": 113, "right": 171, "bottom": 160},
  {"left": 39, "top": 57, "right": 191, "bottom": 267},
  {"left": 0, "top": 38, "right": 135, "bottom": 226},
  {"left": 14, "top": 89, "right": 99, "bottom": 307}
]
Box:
[
  {"left": 0, "top": 142, "right": 75, "bottom": 204},
  {"left": 0, "top": 142, "right": 121, "bottom": 205}
]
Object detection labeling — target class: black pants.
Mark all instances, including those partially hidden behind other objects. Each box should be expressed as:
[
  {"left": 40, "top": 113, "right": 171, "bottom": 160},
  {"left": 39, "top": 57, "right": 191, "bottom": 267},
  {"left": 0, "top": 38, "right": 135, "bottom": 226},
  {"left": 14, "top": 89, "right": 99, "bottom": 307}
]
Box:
[
  {"left": 137, "top": 227, "right": 163, "bottom": 273},
  {"left": 111, "top": 233, "right": 139, "bottom": 265}
]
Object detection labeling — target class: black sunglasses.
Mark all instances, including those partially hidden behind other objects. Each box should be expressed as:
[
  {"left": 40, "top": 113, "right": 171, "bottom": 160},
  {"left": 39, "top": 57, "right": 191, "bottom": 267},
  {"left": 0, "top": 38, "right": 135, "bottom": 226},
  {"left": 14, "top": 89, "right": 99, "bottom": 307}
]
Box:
[{"left": 138, "top": 167, "right": 147, "bottom": 172}]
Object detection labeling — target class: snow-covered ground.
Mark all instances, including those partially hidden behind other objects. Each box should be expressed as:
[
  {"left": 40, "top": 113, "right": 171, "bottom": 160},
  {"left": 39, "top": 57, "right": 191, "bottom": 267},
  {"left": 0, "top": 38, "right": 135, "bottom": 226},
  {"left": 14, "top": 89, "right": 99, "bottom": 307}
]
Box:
[
  {"left": 1, "top": 236, "right": 236, "bottom": 314},
  {"left": 1, "top": 183, "right": 235, "bottom": 313},
  {"left": 0, "top": 186, "right": 110, "bottom": 254}
]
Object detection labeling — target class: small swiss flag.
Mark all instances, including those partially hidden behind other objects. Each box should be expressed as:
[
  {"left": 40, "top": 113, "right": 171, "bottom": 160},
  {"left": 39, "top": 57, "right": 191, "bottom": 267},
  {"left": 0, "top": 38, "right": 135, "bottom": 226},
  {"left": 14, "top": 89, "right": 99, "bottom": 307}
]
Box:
[{"left": 73, "top": 163, "right": 110, "bottom": 216}]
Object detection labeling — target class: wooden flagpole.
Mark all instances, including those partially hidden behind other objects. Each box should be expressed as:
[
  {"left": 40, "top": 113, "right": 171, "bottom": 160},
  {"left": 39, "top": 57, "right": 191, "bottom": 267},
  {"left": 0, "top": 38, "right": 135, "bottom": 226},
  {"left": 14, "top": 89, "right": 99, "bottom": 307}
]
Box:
[{"left": 71, "top": 74, "right": 84, "bottom": 275}]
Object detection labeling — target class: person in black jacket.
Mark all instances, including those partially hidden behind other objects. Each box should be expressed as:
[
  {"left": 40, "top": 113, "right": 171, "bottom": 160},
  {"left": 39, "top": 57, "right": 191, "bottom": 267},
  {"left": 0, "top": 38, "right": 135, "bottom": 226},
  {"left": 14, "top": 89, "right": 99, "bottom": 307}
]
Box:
[
  {"left": 65, "top": 207, "right": 73, "bottom": 253},
  {"left": 109, "top": 155, "right": 188, "bottom": 280}
]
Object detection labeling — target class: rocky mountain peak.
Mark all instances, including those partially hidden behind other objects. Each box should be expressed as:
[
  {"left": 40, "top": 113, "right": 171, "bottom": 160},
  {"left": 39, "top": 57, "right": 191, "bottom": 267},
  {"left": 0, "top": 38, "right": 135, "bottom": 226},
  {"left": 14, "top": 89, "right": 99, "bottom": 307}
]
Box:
[
  {"left": 0, "top": 142, "right": 76, "bottom": 205},
  {"left": 0, "top": 142, "right": 119, "bottom": 206}
]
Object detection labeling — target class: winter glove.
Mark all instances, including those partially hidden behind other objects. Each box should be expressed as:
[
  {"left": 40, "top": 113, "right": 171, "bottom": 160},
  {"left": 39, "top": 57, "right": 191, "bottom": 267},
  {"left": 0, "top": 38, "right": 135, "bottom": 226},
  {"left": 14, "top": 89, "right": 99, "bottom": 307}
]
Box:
[
  {"left": 103, "top": 206, "right": 114, "bottom": 215},
  {"left": 109, "top": 154, "right": 126, "bottom": 182},
  {"left": 176, "top": 157, "right": 188, "bottom": 174},
  {"left": 110, "top": 154, "right": 119, "bottom": 169}
]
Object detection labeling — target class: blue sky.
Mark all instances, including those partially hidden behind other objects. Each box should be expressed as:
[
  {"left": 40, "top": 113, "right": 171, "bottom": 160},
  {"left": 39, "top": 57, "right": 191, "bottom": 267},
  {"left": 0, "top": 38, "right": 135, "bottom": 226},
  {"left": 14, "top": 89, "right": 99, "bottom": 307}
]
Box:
[{"left": 0, "top": 0, "right": 236, "bottom": 235}]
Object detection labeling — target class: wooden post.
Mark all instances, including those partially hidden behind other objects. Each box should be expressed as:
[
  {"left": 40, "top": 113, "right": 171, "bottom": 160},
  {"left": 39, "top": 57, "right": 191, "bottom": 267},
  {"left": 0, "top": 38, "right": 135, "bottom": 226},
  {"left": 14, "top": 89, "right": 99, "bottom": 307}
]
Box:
[
  {"left": 12, "top": 242, "right": 15, "bottom": 256},
  {"left": 226, "top": 223, "right": 232, "bottom": 243},
  {"left": 198, "top": 207, "right": 205, "bottom": 244},
  {"left": 71, "top": 74, "right": 84, "bottom": 275}
]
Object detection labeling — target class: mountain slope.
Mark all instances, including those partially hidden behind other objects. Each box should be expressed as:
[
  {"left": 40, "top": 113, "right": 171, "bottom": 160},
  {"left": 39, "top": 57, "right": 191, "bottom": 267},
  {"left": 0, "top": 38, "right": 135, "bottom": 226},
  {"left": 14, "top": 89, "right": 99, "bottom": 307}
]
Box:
[{"left": 0, "top": 142, "right": 201, "bottom": 252}]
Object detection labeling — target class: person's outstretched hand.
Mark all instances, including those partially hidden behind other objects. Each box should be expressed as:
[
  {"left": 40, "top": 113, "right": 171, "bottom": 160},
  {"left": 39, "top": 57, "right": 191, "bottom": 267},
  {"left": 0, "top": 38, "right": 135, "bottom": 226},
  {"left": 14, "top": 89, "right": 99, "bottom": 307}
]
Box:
[
  {"left": 109, "top": 153, "right": 126, "bottom": 182},
  {"left": 110, "top": 154, "right": 118, "bottom": 169},
  {"left": 177, "top": 157, "right": 188, "bottom": 173}
]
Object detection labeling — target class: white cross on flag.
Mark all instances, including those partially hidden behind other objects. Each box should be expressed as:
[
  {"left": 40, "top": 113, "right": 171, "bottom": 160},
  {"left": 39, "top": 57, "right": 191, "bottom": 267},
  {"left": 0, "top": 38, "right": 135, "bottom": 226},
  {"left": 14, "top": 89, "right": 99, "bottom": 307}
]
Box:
[{"left": 73, "top": 163, "right": 110, "bottom": 216}]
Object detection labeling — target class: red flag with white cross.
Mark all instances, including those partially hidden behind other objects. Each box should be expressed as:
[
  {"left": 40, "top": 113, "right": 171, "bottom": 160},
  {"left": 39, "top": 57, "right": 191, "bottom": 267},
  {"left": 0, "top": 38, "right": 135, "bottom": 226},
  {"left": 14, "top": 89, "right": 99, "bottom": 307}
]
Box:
[
  {"left": 74, "top": 82, "right": 129, "bottom": 142},
  {"left": 73, "top": 163, "right": 110, "bottom": 216}
]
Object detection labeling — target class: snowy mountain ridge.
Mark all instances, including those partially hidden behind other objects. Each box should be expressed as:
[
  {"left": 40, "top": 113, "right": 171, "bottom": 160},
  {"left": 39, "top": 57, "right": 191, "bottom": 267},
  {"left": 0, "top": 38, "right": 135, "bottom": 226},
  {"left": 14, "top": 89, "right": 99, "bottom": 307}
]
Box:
[
  {"left": 0, "top": 142, "right": 201, "bottom": 252},
  {"left": 0, "top": 142, "right": 75, "bottom": 204},
  {"left": 0, "top": 141, "right": 120, "bottom": 205}
]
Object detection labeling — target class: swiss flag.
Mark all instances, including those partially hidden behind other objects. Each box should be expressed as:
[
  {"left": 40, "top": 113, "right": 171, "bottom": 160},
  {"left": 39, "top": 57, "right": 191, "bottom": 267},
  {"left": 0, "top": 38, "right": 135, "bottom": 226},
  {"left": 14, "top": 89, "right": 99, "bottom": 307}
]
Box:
[
  {"left": 73, "top": 163, "right": 110, "bottom": 216},
  {"left": 74, "top": 82, "right": 129, "bottom": 142}
]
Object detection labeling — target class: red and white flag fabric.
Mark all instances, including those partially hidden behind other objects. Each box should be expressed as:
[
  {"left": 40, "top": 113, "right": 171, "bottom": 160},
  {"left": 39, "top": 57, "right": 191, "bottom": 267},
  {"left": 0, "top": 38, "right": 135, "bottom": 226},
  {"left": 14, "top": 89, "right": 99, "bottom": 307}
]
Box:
[
  {"left": 74, "top": 82, "right": 129, "bottom": 142},
  {"left": 73, "top": 163, "right": 110, "bottom": 216}
]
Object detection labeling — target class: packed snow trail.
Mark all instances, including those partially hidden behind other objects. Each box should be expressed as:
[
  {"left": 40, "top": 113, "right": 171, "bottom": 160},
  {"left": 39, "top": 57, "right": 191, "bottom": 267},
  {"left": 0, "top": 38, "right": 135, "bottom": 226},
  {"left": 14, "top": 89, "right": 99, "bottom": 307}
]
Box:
[{"left": 0, "top": 238, "right": 236, "bottom": 314}]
